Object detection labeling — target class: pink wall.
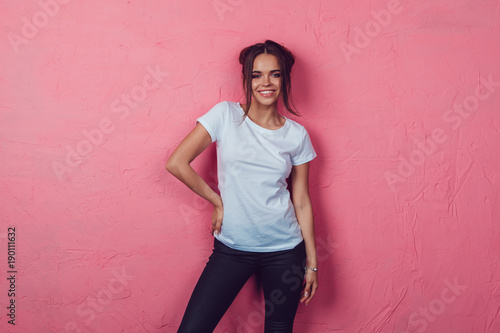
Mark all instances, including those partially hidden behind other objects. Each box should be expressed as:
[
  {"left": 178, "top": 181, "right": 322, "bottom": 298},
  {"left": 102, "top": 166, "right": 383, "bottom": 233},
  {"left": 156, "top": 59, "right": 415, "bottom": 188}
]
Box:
[{"left": 1, "top": 0, "right": 499, "bottom": 332}]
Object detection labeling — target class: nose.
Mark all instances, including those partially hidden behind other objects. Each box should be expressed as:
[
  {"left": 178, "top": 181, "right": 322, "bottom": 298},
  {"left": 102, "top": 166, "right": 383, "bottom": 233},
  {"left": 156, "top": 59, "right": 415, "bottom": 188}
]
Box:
[{"left": 262, "top": 75, "right": 271, "bottom": 85}]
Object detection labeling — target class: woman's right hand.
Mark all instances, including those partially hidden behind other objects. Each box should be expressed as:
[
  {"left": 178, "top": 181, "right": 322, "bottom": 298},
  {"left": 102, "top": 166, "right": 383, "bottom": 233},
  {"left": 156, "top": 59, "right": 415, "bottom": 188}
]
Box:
[{"left": 211, "top": 199, "right": 224, "bottom": 235}]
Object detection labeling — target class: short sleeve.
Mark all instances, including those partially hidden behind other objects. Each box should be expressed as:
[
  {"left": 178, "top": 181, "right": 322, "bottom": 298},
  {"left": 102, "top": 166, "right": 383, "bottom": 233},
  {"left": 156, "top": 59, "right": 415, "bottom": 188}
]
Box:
[
  {"left": 291, "top": 128, "right": 317, "bottom": 165},
  {"left": 196, "top": 101, "right": 227, "bottom": 143}
]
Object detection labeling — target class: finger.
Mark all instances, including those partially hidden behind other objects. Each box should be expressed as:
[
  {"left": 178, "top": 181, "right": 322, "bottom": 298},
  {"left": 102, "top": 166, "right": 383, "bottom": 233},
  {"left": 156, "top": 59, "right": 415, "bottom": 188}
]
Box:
[
  {"left": 300, "top": 282, "right": 312, "bottom": 303},
  {"left": 211, "top": 218, "right": 217, "bottom": 234},
  {"left": 310, "top": 282, "right": 318, "bottom": 299},
  {"left": 212, "top": 213, "right": 220, "bottom": 234},
  {"left": 214, "top": 218, "right": 222, "bottom": 234},
  {"left": 302, "top": 276, "right": 316, "bottom": 304},
  {"left": 305, "top": 281, "right": 318, "bottom": 305}
]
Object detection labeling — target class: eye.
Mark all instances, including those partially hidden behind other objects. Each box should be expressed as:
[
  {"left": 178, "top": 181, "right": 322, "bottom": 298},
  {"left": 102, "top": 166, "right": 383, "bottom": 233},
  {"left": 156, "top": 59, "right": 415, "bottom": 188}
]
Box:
[
  {"left": 272, "top": 73, "right": 281, "bottom": 78},
  {"left": 252, "top": 74, "right": 261, "bottom": 79}
]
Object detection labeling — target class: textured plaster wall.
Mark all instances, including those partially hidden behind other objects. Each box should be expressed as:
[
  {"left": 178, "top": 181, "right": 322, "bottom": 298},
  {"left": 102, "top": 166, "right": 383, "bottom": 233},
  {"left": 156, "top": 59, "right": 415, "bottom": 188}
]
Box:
[{"left": 1, "top": 0, "right": 499, "bottom": 332}]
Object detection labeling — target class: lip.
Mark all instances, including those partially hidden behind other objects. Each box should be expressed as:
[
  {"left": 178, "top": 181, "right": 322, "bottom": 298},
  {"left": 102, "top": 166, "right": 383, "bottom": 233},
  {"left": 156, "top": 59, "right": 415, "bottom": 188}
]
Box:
[{"left": 258, "top": 90, "right": 276, "bottom": 97}]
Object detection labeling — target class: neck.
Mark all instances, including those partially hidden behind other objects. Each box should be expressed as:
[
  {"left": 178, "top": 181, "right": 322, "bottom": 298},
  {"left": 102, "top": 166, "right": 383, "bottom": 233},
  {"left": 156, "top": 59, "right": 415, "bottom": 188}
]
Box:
[{"left": 247, "top": 102, "right": 281, "bottom": 126}]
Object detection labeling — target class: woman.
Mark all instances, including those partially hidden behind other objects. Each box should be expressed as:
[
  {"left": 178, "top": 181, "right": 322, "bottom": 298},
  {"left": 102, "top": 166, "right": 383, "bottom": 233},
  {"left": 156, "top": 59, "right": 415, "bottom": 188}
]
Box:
[{"left": 166, "top": 40, "right": 318, "bottom": 332}]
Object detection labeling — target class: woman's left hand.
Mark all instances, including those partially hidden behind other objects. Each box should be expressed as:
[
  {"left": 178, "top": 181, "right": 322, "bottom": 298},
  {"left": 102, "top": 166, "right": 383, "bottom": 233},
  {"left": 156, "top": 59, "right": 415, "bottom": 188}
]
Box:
[{"left": 300, "top": 269, "right": 318, "bottom": 306}]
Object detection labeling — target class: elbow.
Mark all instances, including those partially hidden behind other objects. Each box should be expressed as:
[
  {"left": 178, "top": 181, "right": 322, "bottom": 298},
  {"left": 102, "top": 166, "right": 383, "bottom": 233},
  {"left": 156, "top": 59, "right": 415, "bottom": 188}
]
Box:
[
  {"left": 293, "top": 197, "right": 312, "bottom": 210},
  {"left": 166, "top": 156, "right": 189, "bottom": 176},
  {"left": 165, "top": 157, "right": 179, "bottom": 175},
  {"left": 294, "top": 202, "right": 312, "bottom": 211}
]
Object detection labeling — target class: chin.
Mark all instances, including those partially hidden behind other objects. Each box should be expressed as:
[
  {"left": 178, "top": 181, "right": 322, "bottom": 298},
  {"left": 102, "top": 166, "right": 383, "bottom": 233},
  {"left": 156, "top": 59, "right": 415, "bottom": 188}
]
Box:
[
  {"left": 258, "top": 99, "right": 278, "bottom": 106},
  {"left": 252, "top": 95, "right": 280, "bottom": 107}
]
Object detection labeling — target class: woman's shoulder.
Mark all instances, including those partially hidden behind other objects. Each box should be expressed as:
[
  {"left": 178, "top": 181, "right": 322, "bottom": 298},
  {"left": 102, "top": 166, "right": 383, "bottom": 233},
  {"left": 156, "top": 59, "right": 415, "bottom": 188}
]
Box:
[
  {"left": 225, "top": 101, "right": 244, "bottom": 112},
  {"left": 212, "top": 101, "right": 245, "bottom": 120},
  {"left": 284, "top": 116, "right": 308, "bottom": 134},
  {"left": 211, "top": 101, "right": 243, "bottom": 113}
]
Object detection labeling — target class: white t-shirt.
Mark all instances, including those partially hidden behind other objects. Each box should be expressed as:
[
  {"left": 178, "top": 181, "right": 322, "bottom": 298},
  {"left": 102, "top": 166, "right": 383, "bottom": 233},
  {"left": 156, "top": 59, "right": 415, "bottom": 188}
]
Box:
[{"left": 196, "top": 101, "right": 317, "bottom": 252}]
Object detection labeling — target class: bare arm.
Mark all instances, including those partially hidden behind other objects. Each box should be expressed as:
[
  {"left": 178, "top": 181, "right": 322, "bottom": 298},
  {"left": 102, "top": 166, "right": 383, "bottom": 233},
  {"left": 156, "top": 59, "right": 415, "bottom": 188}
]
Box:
[
  {"left": 166, "top": 123, "right": 223, "bottom": 234},
  {"left": 291, "top": 162, "right": 318, "bottom": 305}
]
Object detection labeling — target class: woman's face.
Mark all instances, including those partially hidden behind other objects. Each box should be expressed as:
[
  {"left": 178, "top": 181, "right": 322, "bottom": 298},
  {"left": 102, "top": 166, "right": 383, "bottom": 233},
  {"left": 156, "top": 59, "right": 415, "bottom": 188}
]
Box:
[{"left": 251, "top": 53, "right": 281, "bottom": 108}]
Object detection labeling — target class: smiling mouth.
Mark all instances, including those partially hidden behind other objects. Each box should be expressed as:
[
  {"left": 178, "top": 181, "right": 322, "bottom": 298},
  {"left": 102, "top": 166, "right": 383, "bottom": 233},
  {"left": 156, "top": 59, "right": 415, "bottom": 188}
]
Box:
[{"left": 258, "top": 90, "right": 276, "bottom": 97}]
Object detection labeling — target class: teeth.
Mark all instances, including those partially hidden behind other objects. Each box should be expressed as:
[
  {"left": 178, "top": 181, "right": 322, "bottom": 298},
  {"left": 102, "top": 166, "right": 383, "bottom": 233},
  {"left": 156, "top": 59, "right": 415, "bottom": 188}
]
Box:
[{"left": 260, "top": 91, "right": 274, "bottom": 94}]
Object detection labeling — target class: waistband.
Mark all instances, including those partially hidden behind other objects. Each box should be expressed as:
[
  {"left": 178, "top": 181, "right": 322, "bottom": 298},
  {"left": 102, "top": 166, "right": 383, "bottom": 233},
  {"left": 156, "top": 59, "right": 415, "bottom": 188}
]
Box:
[{"left": 213, "top": 237, "right": 305, "bottom": 255}]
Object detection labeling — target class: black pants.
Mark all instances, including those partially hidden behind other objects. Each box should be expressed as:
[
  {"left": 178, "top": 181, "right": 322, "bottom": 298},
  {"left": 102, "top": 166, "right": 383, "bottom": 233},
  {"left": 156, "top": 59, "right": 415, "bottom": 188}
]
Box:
[{"left": 178, "top": 238, "right": 307, "bottom": 333}]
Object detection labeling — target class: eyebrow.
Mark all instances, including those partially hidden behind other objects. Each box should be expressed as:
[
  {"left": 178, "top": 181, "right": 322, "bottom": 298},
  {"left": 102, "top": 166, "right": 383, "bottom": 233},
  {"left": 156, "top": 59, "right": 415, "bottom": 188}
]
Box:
[{"left": 252, "top": 70, "right": 281, "bottom": 73}]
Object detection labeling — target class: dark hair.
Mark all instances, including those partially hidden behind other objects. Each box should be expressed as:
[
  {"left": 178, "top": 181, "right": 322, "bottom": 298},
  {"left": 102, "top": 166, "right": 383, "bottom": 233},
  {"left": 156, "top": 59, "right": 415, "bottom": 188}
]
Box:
[{"left": 238, "top": 40, "right": 300, "bottom": 118}]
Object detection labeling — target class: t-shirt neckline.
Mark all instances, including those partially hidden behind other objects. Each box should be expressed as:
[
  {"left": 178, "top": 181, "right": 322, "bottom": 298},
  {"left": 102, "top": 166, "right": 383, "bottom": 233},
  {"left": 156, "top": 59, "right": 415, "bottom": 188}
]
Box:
[{"left": 237, "top": 102, "right": 288, "bottom": 133}]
